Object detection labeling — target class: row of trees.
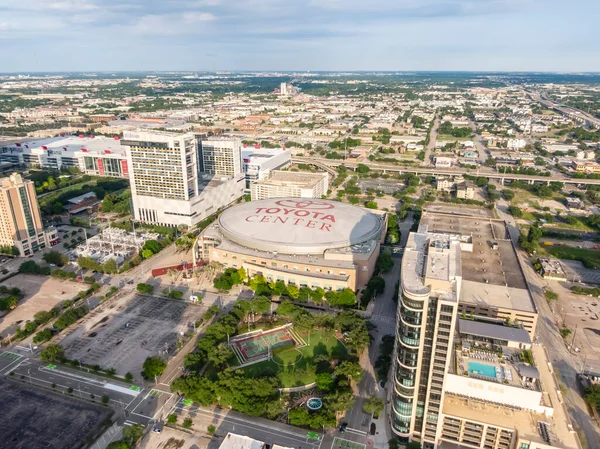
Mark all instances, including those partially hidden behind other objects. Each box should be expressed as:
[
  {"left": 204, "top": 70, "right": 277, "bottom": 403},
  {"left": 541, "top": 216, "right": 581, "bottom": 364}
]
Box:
[{"left": 213, "top": 269, "right": 358, "bottom": 307}]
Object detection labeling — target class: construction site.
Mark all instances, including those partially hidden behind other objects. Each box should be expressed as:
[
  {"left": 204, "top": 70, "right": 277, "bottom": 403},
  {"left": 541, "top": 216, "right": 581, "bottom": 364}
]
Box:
[{"left": 73, "top": 227, "right": 159, "bottom": 265}]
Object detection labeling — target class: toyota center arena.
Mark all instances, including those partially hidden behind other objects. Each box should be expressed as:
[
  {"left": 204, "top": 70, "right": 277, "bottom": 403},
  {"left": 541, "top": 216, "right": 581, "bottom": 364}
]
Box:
[{"left": 194, "top": 198, "right": 386, "bottom": 292}]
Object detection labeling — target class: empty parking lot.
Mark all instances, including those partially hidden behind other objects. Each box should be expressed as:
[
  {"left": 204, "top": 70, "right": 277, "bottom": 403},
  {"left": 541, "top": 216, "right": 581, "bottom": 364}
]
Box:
[
  {"left": 0, "top": 378, "right": 110, "bottom": 449},
  {"left": 59, "top": 292, "right": 205, "bottom": 376}
]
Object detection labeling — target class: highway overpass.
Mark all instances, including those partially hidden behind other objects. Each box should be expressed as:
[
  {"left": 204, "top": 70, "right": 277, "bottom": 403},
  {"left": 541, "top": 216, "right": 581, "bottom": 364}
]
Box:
[{"left": 292, "top": 156, "right": 600, "bottom": 186}]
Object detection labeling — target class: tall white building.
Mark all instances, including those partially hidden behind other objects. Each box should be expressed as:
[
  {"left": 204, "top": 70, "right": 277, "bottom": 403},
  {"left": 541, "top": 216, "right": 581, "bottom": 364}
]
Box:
[
  {"left": 280, "top": 82, "right": 288, "bottom": 96},
  {"left": 200, "top": 138, "right": 242, "bottom": 177},
  {"left": 242, "top": 147, "right": 292, "bottom": 185},
  {"left": 123, "top": 131, "right": 244, "bottom": 227}
]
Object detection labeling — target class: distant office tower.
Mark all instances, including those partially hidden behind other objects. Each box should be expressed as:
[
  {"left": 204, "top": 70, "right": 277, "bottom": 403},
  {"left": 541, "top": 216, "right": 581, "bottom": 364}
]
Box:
[
  {"left": 280, "top": 82, "right": 288, "bottom": 95},
  {"left": 123, "top": 131, "right": 244, "bottom": 227},
  {"left": 250, "top": 170, "right": 329, "bottom": 201},
  {"left": 393, "top": 226, "right": 459, "bottom": 444},
  {"left": 200, "top": 138, "right": 243, "bottom": 177},
  {"left": 0, "top": 173, "right": 58, "bottom": 255}
]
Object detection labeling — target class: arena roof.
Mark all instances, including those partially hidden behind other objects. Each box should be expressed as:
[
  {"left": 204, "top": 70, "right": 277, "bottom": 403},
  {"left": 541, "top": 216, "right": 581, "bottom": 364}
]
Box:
[{"left": 218, "top": 198, "right": 384, "bottom": 255}]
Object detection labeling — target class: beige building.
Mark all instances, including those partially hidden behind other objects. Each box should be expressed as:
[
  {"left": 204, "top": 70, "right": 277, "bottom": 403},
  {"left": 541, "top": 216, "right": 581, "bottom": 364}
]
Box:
[
  {"left": 0, "top": 173, "right": 58, "bottom": 256},
  {"left": 250, "top": 171, "right": 329, "bottom": 201},
  {"left": 456, "top": 180, "right": 475, "bottom": 200},
  {"left": 194, "top": 198, "right": 385, "bottom": 292},
  {"left": 392, "top": 211, "right": 557, "bottom": 449}
]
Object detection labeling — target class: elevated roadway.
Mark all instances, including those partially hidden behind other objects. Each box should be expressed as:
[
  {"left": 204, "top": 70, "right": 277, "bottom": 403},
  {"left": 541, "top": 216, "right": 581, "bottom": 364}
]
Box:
[{"left": 293, "top": 156, "right": 600, "bottom": 186}]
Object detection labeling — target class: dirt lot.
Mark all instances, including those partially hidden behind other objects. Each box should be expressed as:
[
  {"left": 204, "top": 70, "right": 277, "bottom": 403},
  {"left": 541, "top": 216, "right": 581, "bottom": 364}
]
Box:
[
  {"left": 546, "top": 280, "right": 600, "bottom": 360},
  {"left": 140, "top": 426, "right": 209, "bottom": 449},
  {"left": 59, "top": 292, "right": 205, "bottom": 376},
  {"left": 0, "top": 274, "right": 83, "bottom": 337},
  {"left": 0, "top": 378, "right": 110, "bottom": 449}
]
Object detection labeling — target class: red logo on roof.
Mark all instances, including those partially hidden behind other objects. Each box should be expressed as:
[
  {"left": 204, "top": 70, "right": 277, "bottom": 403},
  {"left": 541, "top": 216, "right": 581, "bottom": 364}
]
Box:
[{"left": 274, "top": 200, "right": 334, "bottom": 210}]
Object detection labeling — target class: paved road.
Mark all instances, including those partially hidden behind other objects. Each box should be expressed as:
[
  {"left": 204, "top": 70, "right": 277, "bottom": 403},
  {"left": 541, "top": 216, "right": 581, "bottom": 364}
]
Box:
[
  {"left": 496, "top": 199, "right": 600, "bottom": 448},
  {"left": 468, "top": 119, "right": 489, "bottom": 166},
  {"left": 422, "top": 114, "right": 439, "bottom": 167},
  {"left": 292, "top": 156, "right": 600, "bottom": 186}
]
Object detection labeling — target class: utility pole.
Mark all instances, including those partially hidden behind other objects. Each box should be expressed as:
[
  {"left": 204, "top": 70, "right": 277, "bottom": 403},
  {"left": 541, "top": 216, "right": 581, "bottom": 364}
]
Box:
[{"left": 571, "top": 324, "right": 579, "bottom": 353}]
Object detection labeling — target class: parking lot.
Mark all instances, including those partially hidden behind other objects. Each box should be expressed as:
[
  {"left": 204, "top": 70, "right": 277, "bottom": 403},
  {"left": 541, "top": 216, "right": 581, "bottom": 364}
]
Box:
[
  {"left": 59, "top": 292, "right": 206, "bottom": 377},
  {"left": 547, "top": 280, "right": 600, "bottom": 360},
  {"left": 0, "top": 378, "right": 111, "bottom": 449},
  {"left": 559, "top": 259, "right": 600, "bottom": 285},
  {"left": 0, "top": 274, "right": 83, "bottom": 337}
]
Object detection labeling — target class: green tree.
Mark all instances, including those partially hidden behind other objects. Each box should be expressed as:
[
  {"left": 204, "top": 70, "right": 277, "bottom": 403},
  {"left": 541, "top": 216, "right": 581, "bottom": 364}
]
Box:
[
  {"left": 365, "top": 201, "right": 378, "bottom": 209},
  {"left": 207, "top": 424, "right": 216, "bottom": 435},
  {"left": 102, "top": 258, "right": 118, "bottom": 274},
  {"left": 363, "top": 397, "right": 384, "bottom": 416},
  {"left": 315, "top": 372, "right": 335, "bottom": 391},
  {"left": 250, "top": 296, "right": 271, "bottom": 314},
  {"left": 376, "top": 249, "right": 394, "bottom": 273},
  {"left": 40, "top": 344, "right": 65, "bottom": 362},
  {"left": 167, "top": 414, "right": 177, "bottom": 424},
  {"left": 335, "top": 361, "right": 364, "bottom": 383},
  {"left": 584, "top": 384, "right": 600, "bottom": 408},
  {"left": 42, "top": 251, "right": 68, "bottom": 267},
  {"left": 136, "top": 283, "right": 154, "bottom": 294},
  {"left": 125, "top": 372, "right": 133, "bottom": 382},
  {"left": 122, "top": 424, "right": 144, "bottom": 444},
  {"left": 356, "top": 164, "right": 371, "bottom": 174},
  {"left": 183, "top": 418, "right": 193, "bottom": 429},
  {"left": 141, "top": 356, "right": 167, "bottom": 380}
]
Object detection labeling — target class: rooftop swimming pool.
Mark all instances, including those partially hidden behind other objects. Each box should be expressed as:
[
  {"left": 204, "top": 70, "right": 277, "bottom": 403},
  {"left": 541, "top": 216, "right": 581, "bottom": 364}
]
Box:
[{"left": 468, "top": 361, "right": 497, "bottom": 378}]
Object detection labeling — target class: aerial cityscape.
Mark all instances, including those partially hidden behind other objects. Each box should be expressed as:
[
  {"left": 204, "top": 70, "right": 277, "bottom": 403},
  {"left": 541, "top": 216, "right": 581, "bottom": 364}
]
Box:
[{"left": 1, "top": 5, "right": 600, "bottom": 449}]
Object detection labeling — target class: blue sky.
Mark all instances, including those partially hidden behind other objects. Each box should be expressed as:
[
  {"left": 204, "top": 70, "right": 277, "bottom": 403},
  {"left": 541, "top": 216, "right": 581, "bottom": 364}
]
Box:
[{"left": 0, "top": 0, "right": 598, "bottom": 72}]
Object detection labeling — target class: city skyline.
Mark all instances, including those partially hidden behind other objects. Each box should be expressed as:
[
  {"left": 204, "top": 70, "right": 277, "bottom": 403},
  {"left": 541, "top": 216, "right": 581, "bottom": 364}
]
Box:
[{"left": 1, "top": 0, "right": 599, "bottom": 72}]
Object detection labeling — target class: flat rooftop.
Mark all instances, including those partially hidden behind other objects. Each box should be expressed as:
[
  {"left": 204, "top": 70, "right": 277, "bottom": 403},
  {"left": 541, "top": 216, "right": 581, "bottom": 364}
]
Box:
[
  {"left": 442, "top": 395, "right": 576, "bottom": 449},
  {"left": 258, "top": 170, "right": 327, "bottom": 188},
  {"left": 444, "top": 343, "right": 579, "bottom": 449},
  {"left": 419, "top": 212, "right": 535, "bottom": 313},
  {"left": 419, "top": 213, "right": 520, "bottom": 285},
  {"left": 3, "top": 135, "right": 127, "bottom": 156}
]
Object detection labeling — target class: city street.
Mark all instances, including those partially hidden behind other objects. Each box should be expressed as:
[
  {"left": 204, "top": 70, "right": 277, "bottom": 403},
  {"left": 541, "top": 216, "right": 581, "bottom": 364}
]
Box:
[{"left": 497, "top": 199, "right": 600, "bottom": 447}]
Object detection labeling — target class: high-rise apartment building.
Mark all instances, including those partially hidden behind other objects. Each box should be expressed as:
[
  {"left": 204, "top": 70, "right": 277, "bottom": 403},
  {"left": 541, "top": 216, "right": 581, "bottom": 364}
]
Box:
[
  {"left": 200, "top": 138, "right": 242, "bottom": 177},
  {"left": 123, "top": 131, "right": 244, "bottom": 227},
  {"left": 392, "top": 212, "right": 577, "bottom": 449},
  {"left": 393, "top": 227, "right": 459, "bottom": 444},
  {"left": 0, "top": 173, "right": 58, "bottom": 255}
]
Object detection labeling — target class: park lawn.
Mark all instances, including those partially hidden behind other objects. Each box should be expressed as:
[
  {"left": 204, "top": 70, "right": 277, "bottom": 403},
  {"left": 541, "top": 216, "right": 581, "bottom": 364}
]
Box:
[
  {"left": 538, "top": 245, "right": 600, "bottom": 269},
  {"left": 241, "top": 329, "right": 348, "bottom": 388}
]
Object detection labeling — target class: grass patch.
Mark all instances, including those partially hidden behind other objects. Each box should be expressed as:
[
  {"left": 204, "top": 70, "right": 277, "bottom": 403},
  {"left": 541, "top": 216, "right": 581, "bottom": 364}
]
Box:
[
  {"left": 511, "top": 189, "right": 536, "bottom": 205},
  {"left": 241, "top": 329, "right": 349, "bottom": 388},
  {"left": 546, "top": 221, "right": 595, "bottom": 232},
  {"left": 538, "top": 245, "right": 600, "bottom": 269}
]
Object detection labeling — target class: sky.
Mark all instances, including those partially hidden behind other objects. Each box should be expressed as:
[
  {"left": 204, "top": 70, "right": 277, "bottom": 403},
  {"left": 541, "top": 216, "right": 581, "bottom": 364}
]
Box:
[{"left": 0, "top": 0, "right": 598, "bottom": 72}]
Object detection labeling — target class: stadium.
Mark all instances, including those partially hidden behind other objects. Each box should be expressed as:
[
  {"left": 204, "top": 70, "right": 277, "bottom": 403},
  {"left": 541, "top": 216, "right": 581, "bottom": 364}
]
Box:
[{"left": 194, "top": 198, "right": 386, "bottom": 292}]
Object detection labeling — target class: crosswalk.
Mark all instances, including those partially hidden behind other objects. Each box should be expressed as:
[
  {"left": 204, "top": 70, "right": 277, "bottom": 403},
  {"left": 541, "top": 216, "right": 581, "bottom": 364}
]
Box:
[
  {"left": 332, "top": 438, "right": 366, "bottom": 449},
  {"left": 149, "top": 390, "right": 164, "bottom": 398},
  {"left": 0, "top": 351, "right": 21, "bottom": 360},
  {"left": 370, "top": 315, "right": 395, "bottom": 325}
]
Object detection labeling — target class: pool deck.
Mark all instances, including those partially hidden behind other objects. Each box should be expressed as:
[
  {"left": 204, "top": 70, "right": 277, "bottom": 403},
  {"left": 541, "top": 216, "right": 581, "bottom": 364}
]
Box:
[{"left": 455, "top": 349, "right": 539, "bottom": 391}]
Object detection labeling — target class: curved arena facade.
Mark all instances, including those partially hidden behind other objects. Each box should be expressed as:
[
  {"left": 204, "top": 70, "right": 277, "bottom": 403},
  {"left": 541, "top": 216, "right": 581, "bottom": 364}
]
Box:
[{"left": 194, "top": 198, "right": 386, "bottom": 292}]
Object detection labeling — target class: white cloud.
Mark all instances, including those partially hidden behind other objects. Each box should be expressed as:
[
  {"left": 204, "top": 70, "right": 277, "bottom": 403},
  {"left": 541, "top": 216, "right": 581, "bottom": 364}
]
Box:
[
  {"left": 46, "top": 0, "right": 98, "bottom": 11},
  {"left": 183, "top": 11, "right": 216, "bottom": 23}
]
